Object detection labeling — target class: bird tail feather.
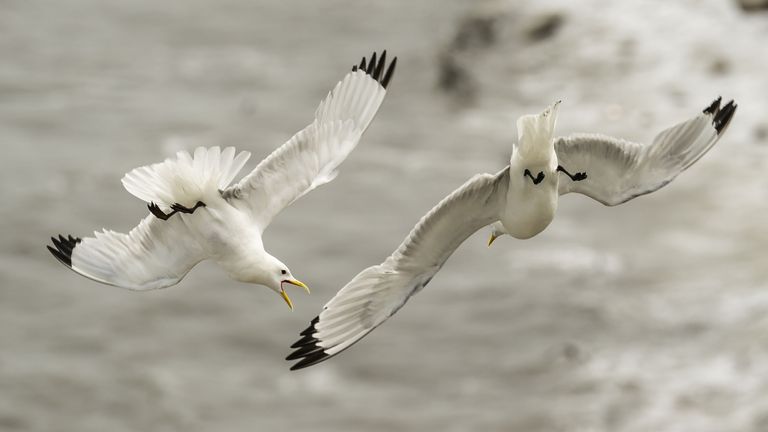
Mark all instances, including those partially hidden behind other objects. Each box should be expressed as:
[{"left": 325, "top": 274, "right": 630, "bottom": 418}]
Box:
[{"left": 121, "top": 146, "right": 251, "bottom": 209}]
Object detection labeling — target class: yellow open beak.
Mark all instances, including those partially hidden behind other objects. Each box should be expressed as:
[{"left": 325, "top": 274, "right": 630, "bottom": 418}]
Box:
[
  {"left": 279, "top": 279, "right": 310, "bottom": 310},
  {"left": 487, "top": 233, "right": 499, "bottom": 247},
  {"left": 284, "top": 279, "right": 310, "bottom": 294},
  {"left": 279, "top": 289, "right": 294, "bottom": 310}
]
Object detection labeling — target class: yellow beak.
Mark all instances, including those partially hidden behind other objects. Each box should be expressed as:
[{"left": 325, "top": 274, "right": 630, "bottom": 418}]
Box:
[
  {"left": 279, "top": 279, "right": 310, "bottom": 310},
  {"left": 284, "top": 279, "right": 310, "bottom": 294},
  {"left": 487, "top": 232, "right": 499, "bottom": 247},
  {"left": 279, "top": 289, "right": 294, "bottom": 310}
]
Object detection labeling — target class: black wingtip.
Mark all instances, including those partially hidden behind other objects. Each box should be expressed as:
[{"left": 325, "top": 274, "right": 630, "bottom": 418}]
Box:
[
  {"left": 714, "top": 99, "right": 737, "bottom": 135},
  {"left": 290, "top": 351, "right": 330, "bottom": 371},
  {"left": 290, "top": 333, "right": 316, "bottom": 349},
  {"left": 287, "top": 315, "right": 332, "bottom": 370},
  {"left": 703, "top": 96, "right": 722, "bottom": 115},
  {"left": 299, "top": 316, "right": 320, "bottom": 336},
  {"left": 381, "top": 57, "right": 397, "bottom": 89},
  {"left": 372, "top": 50, "right": 386, "bottom": 81},
  {"left": 285, "top": 343, "right": 324, "bottom": 361},
  {"left": 47, "top": 234, "right": 82, "bottom": 267},
  {"left": 702, "top": 96, "right": 737, "bottom": 135},
  {"left": 353, "top": 51, "right": 397, "bottom": 89},
  {"left": 366, "top": 52, "right": 377, "bottom": 75}
]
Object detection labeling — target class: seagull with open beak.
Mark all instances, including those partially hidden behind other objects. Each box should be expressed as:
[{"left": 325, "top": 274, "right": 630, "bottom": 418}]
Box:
[{"left": 47, "top": 51, "right": 397, "bottom": 310}]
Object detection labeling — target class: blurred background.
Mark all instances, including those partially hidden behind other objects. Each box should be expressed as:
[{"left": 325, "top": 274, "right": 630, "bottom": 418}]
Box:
[{"left": 1, "top": 0, "right": 767, "bottom": 431}]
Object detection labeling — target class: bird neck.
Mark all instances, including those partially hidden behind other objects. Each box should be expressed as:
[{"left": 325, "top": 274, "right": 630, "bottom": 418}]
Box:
[{"left": 213, "top": 232, "right": 270, "bottom": 282}]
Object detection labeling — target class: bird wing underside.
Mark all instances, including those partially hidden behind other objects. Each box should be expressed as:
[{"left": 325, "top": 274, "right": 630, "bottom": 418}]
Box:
[
  {"left": 225, "top": 52, "right": 396, "bottom": 231},
  {"left": 555, "top": 97, "right": 736, "bottom": 206},
  {"left": 48, "top": 214, "right": 205, "bottom": 290},
  {"left": 287, "top": 168, "right": 510, "bottom": 370}
]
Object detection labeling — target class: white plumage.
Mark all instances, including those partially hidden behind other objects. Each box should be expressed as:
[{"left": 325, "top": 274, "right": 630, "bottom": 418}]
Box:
[
  {"left": 288, "top": 97, "right": 736, "bottom": 369},
  {"left": 554, "top": 103, "right": 731, "bottom": 205},
  {"left": 122, "top": 146, "right": 252, "bottom": 212},
  {"left": 48, "top": 51, "right": 397, "bottom": 309}
]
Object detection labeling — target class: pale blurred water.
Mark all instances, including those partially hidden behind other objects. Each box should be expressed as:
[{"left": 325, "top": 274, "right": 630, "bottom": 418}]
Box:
[{"left": 1, "top": 1, "right": 768, "bottom": 431}]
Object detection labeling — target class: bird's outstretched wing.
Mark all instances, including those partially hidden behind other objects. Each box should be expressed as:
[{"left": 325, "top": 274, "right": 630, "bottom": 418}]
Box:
[
  {"left": 224, "top": 51, "right": 397, "bottom": 230},
  {"left": 555, "top": 97, "right": 737, "bottom": 206},
  {"left": 287, "top": 168, "right": 510, "bottom": 370},
  {"left": 47, "top": 215, "right": 205, "bottom": 290}
]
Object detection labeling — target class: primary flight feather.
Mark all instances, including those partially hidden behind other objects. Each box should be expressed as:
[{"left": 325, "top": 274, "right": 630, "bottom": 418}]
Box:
[{"left": 47, "top": 51, "right": 397, "bottom": 309}]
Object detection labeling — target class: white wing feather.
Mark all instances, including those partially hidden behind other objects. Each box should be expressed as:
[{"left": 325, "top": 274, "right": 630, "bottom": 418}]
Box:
[
  {"left": 288, "top": 168, "right": 510, "bottom": 369},
  {"left": 556, "top": 98, "right": 737, "bottom": 205},
  {"left": 225, "top": 52, "right": 396, "bottom": 230},
  {"left": 48, "top": 53, "right": 396, "bottom": 290},
  {"left": 48, "top": 215, "right": 205, "bottom": 290}
]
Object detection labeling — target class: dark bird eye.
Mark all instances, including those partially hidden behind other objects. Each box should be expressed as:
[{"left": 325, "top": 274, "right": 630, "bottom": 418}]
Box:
[{"left": 281, "top": 269, "right": 287, "bottom": 275}]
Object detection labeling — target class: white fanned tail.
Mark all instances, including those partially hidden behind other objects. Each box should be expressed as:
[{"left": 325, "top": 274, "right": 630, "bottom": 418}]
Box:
[{"left": 122, "top": 146, "right": 251, "bottom": 210}]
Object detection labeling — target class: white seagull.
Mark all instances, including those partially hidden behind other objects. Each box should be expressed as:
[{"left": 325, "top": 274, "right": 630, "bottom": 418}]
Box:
[
  {"left": 287, "top": 97, "right": 736, "bottom": 369},
  {"left": 47, "top": 51, "right": 397, "bottom": 310}
]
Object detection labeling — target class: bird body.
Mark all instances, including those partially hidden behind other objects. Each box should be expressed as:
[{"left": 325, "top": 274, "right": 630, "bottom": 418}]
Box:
[
  {"left": 288, "top": 97, "right": 737, "bottom": 370},
  {"left": 185, "top": 193, "right": 272, "bottom": 284},
  {"left": 501, "top": 156, "right": 558, "bottom": 239},
  {"left": 48, "top": 51, "right": 398, "bottom": 310},
  {"left": 123, "top": 145, "right": 278, "bottom": 285},
  {"left": 500, "top": 102, "right": 561, "bottom": 239}
]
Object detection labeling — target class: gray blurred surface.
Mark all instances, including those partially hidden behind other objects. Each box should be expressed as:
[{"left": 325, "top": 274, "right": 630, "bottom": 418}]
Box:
[{"left": 2, "top": 1, "right": 768, "bottom": 431}]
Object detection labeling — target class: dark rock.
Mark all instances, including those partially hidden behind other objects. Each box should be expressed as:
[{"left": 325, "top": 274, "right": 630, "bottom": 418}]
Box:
[
  {"left": 452, "top": 15, "right": 499, "bottom": 51},
  {"left": 526, "top": 12, "right": 565, "bottom": 42},
  {"left": 738, "top": 0, "right": 768, "bottom": 11},
  {"left": 709, "top": 57, "right": 731, "bottom": 75},
  {"left": 436, "top": 10, "right": 499, "bottom": 104},
  {"left": 754, "top": 124, "right": 768, "bottom": 143},
  {"left": 436, "top": 52, "right": 478, "bottom": 103},
  {"left": 562, "top": 341, "right": 592, "bottom": 363}
]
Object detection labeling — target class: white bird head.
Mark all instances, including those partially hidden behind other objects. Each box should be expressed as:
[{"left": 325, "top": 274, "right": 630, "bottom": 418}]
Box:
[
  {"left": 259, "top": 254, "right": 310, "bottom": 310},
  {"left": 514, "top": 100, "right": 561, "bottom": 165}
]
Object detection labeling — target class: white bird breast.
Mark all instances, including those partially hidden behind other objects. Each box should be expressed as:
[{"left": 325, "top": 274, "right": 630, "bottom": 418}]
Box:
[{"left": 500, "top": 167, "right": 559, "bottom": 239}]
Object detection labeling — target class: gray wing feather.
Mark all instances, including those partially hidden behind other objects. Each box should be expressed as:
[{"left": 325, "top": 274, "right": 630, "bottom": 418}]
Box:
[
  {"left": 48, "top": 215, "right": 205, "bottom": 290},
  {"left": 224, "top": 52, "right": 395, "bottom": 230},
  {"left": 287, "top": 168, "right": 510, "bottom": 369},
  {"left": 556, "top": 98, "right": 736, "bottom": 205}
]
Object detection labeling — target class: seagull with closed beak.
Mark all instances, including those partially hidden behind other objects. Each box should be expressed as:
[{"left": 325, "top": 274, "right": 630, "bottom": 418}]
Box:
[
  {"left": 47, "top": 51, "right": 397, "bottom": 310},
  {"left": 287, "top": 97, "right": 736, "bottom": 369}
]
